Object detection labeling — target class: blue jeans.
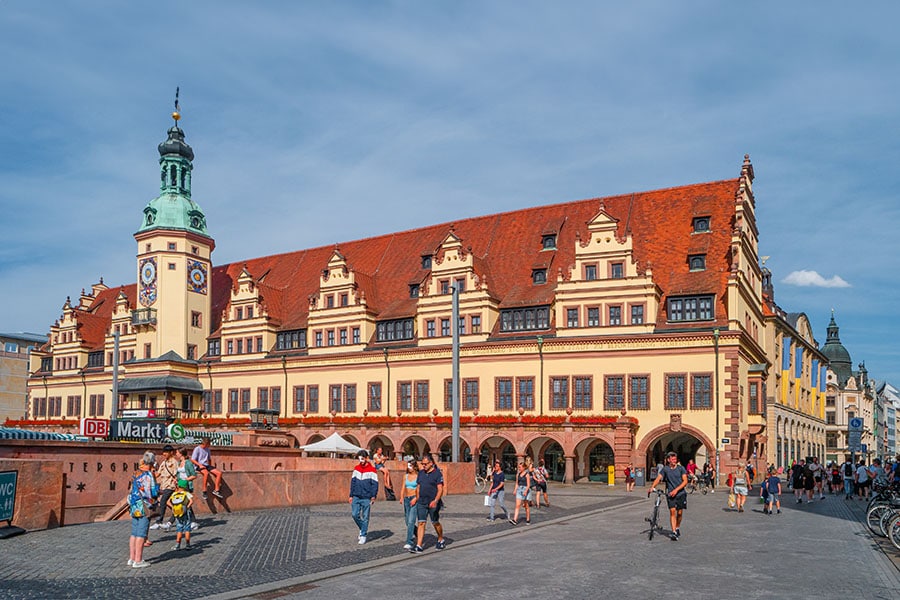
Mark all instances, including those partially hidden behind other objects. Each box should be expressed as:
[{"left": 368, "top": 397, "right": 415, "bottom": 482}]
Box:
[
  {"left": 844, "top": 478, "right": 854, "bottom": 497},
  {"left": 489, "top": 489, "right": 508, "bottom": 519},
  {"left": 403, "top": 496, "right": 417, "bottom": 546},
  {"left": 351, "top": 497, "right": 371, "bottom": 537}
]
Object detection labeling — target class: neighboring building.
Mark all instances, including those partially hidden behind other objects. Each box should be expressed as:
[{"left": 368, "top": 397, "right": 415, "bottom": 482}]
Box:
[
  {"left": 760, "top": 274, "right": 828, "bottom": 470},
  {"left": 822, "top": 314, "right": 876, "bottom": 464},
  {"left": 875, "top": 381, "right": 900, "bottom": 459},
  {"left": 0, "top": 332, "right": 47, "bottom": 421},
  {"left": 25, "top": 108, "right": 773, "bottom": 481}
]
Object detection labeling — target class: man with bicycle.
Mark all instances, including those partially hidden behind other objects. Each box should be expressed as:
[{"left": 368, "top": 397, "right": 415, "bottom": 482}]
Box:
[{"left": 649, "top": 451, "right": 688, "bottom": 541}]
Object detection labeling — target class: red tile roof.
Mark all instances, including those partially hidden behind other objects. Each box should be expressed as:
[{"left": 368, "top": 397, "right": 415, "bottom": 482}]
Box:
[{"left": 70, "top": 178, "right": 742, "bottom": 350}]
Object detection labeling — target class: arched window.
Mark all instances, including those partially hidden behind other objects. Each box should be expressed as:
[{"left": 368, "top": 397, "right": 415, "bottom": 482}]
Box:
[
  {"left": 180, "top": 169, "right": 187, "bottom": 189},
  {"left": 170, "top": 165, "right": 177, "bottom": 186}
]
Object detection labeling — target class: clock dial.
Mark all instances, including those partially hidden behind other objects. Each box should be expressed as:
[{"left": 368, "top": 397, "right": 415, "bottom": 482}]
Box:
[
  {"left": 187, "top": 260, "right": 208, "bottom": 294},
  {"left": 140, "top": 258, "right": 157, "bottom": 285}
]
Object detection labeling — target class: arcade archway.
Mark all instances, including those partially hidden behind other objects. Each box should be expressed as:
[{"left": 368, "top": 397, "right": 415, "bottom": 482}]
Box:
[{"left": 645, "top": 431, "right": 705, "bottom": 472}]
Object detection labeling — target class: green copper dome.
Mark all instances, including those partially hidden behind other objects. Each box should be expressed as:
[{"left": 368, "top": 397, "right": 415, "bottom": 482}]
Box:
[
  {"left": 821, "top": 313, "right": 852, "bottom": 386},
  {"left": 136, "top": 122, "right": 210, "bottom": 238}
]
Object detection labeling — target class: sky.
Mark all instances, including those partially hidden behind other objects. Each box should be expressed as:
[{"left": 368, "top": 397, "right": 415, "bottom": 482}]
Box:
[{"left": 0, "top": 1, "right": 898, "bottom": 383}]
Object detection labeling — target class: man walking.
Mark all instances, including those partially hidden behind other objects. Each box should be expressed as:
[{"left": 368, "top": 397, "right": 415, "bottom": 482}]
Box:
[
  {"left": 648, "top": 451, "right": 688, "bottom": 541},
  {"left": 410, "top": 453, "right": 446, "bottom": 553},
  {"left": 487, "top": 460, "right": 508, "bottom": 521},
  {"left": 349, "top": 449, "right": 378, "bottom": 544}
]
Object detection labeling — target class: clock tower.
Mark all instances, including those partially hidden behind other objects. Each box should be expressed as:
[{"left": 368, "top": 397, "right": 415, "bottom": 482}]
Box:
[{"left": 133, "top": 97, "right": 214, "bottom": 361}]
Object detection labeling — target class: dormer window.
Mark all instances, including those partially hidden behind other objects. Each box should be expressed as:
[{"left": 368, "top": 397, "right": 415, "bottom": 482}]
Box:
[
  {"left": 421, "top": 255, "right": 432, "bottom": 269},
  {"left": 689, "top": 254, "right": 706, "bottom": 271},
  {"left": 409, "top": 284, "right": 420, "bottom": 298},
  {"left": 542, "top": 234, "right": 557, "bottom": 250},
  {"left": 692, "top": 217, "right": 710, "bottom": 233},
  {"left": 532, "top": 269, "right": 547, "bottom": 285}
]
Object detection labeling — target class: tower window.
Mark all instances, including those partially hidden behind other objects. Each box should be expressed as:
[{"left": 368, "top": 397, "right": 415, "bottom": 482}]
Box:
[
  {"left": 170, "top": 165, "right": 177, "bottom": 186},
  {"left": 693, "top": 217, "right": 710, "bottom": 232}
]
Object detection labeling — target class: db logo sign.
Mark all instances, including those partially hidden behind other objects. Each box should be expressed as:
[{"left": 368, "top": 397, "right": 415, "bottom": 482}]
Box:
[{"left": 80, "top": 418, "right": 109, "bottom": 438}]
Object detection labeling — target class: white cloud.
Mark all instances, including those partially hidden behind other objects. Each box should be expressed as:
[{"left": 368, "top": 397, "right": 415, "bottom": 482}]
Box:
[{"left": 781, "top": 270, "right": 851, "bottom": 288}]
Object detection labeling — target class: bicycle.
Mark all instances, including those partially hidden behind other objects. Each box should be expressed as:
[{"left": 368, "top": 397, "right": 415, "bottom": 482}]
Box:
[
  {"left": 475, "top": 472, "right": 489, "bottom": 493},
  {"left": 645, "top": 488, "right": 665, "bottom": 540}
]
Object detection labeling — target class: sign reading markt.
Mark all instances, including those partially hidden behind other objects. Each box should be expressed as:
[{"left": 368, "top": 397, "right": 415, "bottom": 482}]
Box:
[
  {"left": 109, "top": 419, "right": 168, "bottom": 441},
  {"left": 847, "top": 417, "right": 863, "bottom": 453}
]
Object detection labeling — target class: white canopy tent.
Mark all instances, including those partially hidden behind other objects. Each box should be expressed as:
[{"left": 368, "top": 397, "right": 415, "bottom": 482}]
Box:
[{"left": 298, "top": 432, "right": 364, "bottom": 456}]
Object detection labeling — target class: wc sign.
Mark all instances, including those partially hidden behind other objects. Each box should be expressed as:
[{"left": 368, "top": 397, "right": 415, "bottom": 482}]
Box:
[
  {"left": 0, "top": 471, "right": 17, "bottom": 522},
  {"left": 80, "top": 418, "right": 109, "bottom": 439}
]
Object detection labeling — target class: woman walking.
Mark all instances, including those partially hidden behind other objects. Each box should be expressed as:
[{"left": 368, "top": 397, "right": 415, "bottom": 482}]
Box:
[
  {"left": 509, "top": 462, "right": 531, "bottom": 525},
  {"left": 625, "top": 463, "right": 635, "bottom": 492},
  {"left": 731, "top": 463, "right": 750, "bottom": 513},
  {"left": 127, "top": 451, "right": 158, "bottom": 568},
  {"left": 400, "top": 459, "right": 419, "bottom": 550}
]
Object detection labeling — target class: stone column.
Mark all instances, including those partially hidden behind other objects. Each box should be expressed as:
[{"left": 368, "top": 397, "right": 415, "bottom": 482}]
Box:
[
  {"left": 564, "top": 455, "right": 575, "bottom": 483},
  {"left": 614, "top": 416, "right": 638, "bottom": 479}
]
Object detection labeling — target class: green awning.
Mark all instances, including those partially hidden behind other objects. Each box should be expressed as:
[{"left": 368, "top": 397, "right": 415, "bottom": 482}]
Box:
[{"left": 117, "top": 376, "right": 204, "bottom": 393}]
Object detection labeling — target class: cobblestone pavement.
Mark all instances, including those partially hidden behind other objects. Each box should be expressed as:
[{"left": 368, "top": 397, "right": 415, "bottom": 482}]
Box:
[
  {"left": 214, "top": 489, "right": 900, "bottom": 600},
  {"left": 0, "top": 483, "right": 627, "bottom": 599}
]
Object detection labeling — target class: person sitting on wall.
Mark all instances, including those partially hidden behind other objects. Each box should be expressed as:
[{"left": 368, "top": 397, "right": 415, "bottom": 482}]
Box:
[
  {"left": 372, "top": 446, "right": 396, "bottom": 501},
  {"left": 190, "top": 437, "right": 224, "bottom": 500}
]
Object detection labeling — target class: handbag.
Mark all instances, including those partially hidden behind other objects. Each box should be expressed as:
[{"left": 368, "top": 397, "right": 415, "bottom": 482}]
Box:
[
  {"left": 727, "top": 492, "right": 736, "bottom": 508},
  {"left": 484, "top": 494, "right": 491, "bottom": 506}
]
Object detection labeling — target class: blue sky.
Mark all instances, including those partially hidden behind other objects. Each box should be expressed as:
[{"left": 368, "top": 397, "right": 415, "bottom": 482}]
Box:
[{"left": 1, "top": 1, "right": 897, "bottom": 383}]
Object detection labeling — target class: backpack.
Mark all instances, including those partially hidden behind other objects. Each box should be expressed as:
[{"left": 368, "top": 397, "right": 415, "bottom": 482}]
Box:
[
  {"left": 843, "top": 462, "right": 853, "bottom": 477},
  {"left": 170, "top": 489, "right": 188, "bottom": 518},
  {"left": 128, "top": 472, "right": 152, "bottom": 518}
]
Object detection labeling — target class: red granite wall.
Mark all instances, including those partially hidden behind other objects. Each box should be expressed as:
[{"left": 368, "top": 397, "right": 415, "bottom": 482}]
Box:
[{"left": 0, "top": 458, "right": 64, "bottom": 531}]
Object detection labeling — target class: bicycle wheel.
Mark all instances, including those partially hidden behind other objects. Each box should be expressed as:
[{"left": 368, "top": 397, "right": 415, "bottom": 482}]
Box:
[
  {"left": 648, "top": 502, "right": 659, "bottom": 540},
  {"left": 475, "top": 476, "right": 486, "bottom": 493},
  {"left": 880, "top": 507, "right": 899, "bottom": 537},
  {"left": 888, "top": 514, "right": 900, "bottom": 551},
  {"left": 701, "top": 484, "right": 708, "bottom": 495},
  {"left": 866, "top": 504, "right": 889, "bottom": 537}
]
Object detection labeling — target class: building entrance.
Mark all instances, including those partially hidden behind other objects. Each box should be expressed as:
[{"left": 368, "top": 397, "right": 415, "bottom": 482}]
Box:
[{"left": 646, "top": 432, "right": 704, "bottom": 472}]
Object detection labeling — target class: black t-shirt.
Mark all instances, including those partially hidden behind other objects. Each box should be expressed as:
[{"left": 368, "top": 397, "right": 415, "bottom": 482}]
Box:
[
  {"left": 417, "top": 466, "right": 444, "bottom": 504},
  {"left": 491, "top": 471, "right": 505, "bottom": 490},
  {"left": 660, "top": 465, "right": 687, "bottom": 495}
]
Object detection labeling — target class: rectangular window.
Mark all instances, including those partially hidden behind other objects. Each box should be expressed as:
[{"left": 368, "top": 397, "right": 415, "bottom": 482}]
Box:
[
  {"left": 496, "top": 378, "right": 513, "bottom": 410},
  {"left": 441, "top": 280, "right": 450, "bottom": 294},
  {"left": 551, "top": 377, "right": 569, "bottom": 410},
  {"left": 212, "top": 389, "right": 222, "bottom": 413},
  {"left": 187, "top": 344, "right": 196, "bottom": 360},
  {"left": 567, "top": 308, "right": 579, "bottom": 328},
  {"left": 254, "top": 337, "right": 262, "bottom": 353},
  {"left": 573, "top": 376, "right": 592, "bottom": 410},
  {"left": 294, "top": 386, "right": 306, "bottom": 413},
  {"left": 229, "top": 389, "right": 239, "bottom": 413},
  {"left": 691, "top": 374, "right": 712, "bottom": 409},
  {"left": 499, "top": 306, "right": 551, "bottom": 332},
  {"left": 517, "top": 377, "right": 535, "bottom": 410},
  {"left": 236, "top": 339, "right": 243, "bottom": 354},
  {"left": 692, "top": 216, "right": 710, "bottom": 232},
  {"left": 585, "top": 264, "right": 597, "bottom": 281},
  {"left": 748, "top": 381, "right": 760, "bottom": 415},
  {"left": 444, "top": 379, "right": 453, "bottom": 411},
  {"left": 609, "top": 306, "right": 622, "bottom": 325},
  {"left": 168, "top": 242, "right": 176, "bottom": 251},
  {"left": 344, "top": 384, "right": 356, "bottom": 413},
  {"left": 826, "top": 412, "right": 836, "bottom": 425},
  {"left": 271, "top": 387, "right": 281, "bottom": 413},
  {"left": 368, "top": 383, "right": 382, "bottom": 412},
  {"left": 89, "top": 394, "right": 105, "bottom": 417},
  {"left": 340, "top": 293, "right": 348, "bottom": 307},
  {"left": 308, "top": 385, "right": 319, "bottom": 413},
  {"left": 427, "top": 320, "right": 436, "bottom": 338},
  {"left": 326, "top": 295, "right": 334, "bottom": 309},
  {"left": 441, "top": 318, "right": 450, "bottom": 336},
  {"left": 458, "top": 316, "right": 466, "bottom": 335},
  {"left": 327, "top": 330, "right": 335, "bottom": 346},
  {"left": 629, "top": 376, "right": 649, "bottom": 410},
  {"left": 66, "top": 395, "right": 82, "bottom": 417},
  {"left": 208, "top": 339, "right": 221, "bottom": 356},
  {"left": 398, "top": 381, "right": 412, "bottom": 411},
  {"left": 315, "top": 331, "right": 323, "bottom": 347},
  {"left": 688, "top": 254, "right": 706, "bottom": 271},
  {"left": 202, "top": 391, "right": 212, "bottom": 415},
  {"left": 191, "top": 311, "right": 202, "bottom": 327},
  {"left": 668, "top": 295, "right": 715, "bottom": 322},
  {"left": 665, "top": 375, "right": 686, "bottom": 410},
  {"left": 471, "top": 315, "right": 481, "bottom": 334},
  {"left": 631, "top": 305, "right": 644, "bottom": 325},
  {"left": 330, "top": 385, "right": 342, "bottom": 413},
  {"left": 587, "top": 307, "right": 600, "bottom": 327},
  {"left": 144, "top": 343, "right": 152, "bottom": 359},
  {"left": 340, "top": 329, "right": 348, "bottom": 345},
  {"left": 240, "top": 388, "right": 251, "bottom": 413},
  {"left": 376, "top": 318, "right": 415, "bottom": 342},
  {"left": 611, "top": 262, "right": 624, "bottom": 279},
  {"left": 236, "top": 307, "right": 243, "bottom": 320},
  {"left": 464, "top": 378, "right": 479, "bottom": 410},
  {"left": 414, "top": 381, "right": 429, "bottom": 411},
  {"left": 352, "top": 327, "right": 360, "bottom": 344},
  {"left": 455, "top": 278, "right": 466, "bottom": 293}
]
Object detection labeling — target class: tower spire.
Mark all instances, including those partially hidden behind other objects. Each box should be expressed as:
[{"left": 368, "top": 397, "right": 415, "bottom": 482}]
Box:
[{"left": 172, "top": 86, "right": 181, "bottom": 125}]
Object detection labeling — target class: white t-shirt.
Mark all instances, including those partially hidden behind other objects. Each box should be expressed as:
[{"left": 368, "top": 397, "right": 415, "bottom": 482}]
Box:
[{"left": 855, "top": 465, "right": 869, "bottom": 483}]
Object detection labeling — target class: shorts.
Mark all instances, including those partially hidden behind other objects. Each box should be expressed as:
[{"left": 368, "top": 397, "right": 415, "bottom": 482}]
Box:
[
  {"left": 734, "top": 485, "right": 749, "bottom": 496},
  {"left": 416, "top": 500, "right": 441, "bottom": 524},
  {"left": 858, "top": 480, "right": 871, "bottom": 489},
  {"left": 766, "top": 494, "right": 780, "bottom": 504},
  {"left": 174, "top": 515, "right": 191, "bottom": 533},
  {"left": 537, "top": 481, "right": 547, "bottom": 493},
  {"left": 814, "top": 476, "right": 822, "bottom": 482},
  {"left": 666, "top": 492, "right": 687, "bottom": 510},
  {"left": 131, "top": 515, "right": 150, "bottom": 538},
  {"left": 515, "top": 485, "right": 529, "bottom": 501},
  {"left": 375, "top": 463, "right": 383, "bottom": 471},
  {"left": 625, "top": 476, "right": 634, "bottom": 484},
  {"left": 803, "top": 480, "right": 815, "bottom": 491}
]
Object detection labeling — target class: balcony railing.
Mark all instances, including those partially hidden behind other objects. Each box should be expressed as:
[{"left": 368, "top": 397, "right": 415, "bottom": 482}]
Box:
[
  {"left": 131, "top": 308, "right": 157, "bottom": 326},
  {"left": 115, "top": 406, "right": 203, "bottom": 420}
]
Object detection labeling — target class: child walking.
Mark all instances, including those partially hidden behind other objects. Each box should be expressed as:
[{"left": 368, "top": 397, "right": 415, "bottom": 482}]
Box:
[{"left": 168, "top": 479, "right": 194, "bottom": 550}]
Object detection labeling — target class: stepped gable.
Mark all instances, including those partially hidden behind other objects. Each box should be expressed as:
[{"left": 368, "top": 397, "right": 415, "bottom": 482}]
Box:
[{"left": 63, "top": 285, "right": 136, "bottom": 350}]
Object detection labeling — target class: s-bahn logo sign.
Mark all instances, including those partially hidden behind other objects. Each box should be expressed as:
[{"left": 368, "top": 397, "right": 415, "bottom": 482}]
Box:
[{"left": 109, "top": 419, "right": 167, "bottom": 440}]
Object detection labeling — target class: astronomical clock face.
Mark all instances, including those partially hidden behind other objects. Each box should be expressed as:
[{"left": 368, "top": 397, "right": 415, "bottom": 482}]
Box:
[
  {"left": 187, "top": 259, "right": 208, "bottom": 295},
  {"left": 139, "top": 257, "right": 157, "bottom": 307}
]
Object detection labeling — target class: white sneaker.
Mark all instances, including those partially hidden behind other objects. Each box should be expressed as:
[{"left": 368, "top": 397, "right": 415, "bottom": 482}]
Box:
[
  {"left": 132, "top": 560, "right": 150, "bottom": 568},
  {"left": 161, "top": 522, "right": 172, "bottom": 530},
  {"left": 358, "top": 535, "right": 367, "bottom": 545},
  {"left": 127, "top": 559, "right": 134, "bottom": 566},
  {"left": 403, "top": 543, "right": 412, "bottom": 550},
  {"left": 149, "top": 523, "right": 161, "bottom": 530},
  {"left": 190, "top": 522, "right": 199, "bottom": 531}
]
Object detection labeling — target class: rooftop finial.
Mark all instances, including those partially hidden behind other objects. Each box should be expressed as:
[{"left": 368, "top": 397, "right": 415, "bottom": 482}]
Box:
[{"left": 172, "top": 87, "right": 181, "bottom": 124}]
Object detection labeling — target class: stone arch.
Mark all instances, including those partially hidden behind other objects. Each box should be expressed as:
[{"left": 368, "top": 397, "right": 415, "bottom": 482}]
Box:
[
  {"left": 342, "top": 432, "right": 361, "bottom": 447},
  {"left": 399, "top": 434, "right": 430, "bottom": 459},
  {"left": 575, "top": 435, "right": 617, "bottom": 482},
  {"left": 477, "top": 435, "right": 518, "bottom": 475},
  {"left": 365, "top": 433, "right": 396, "bottom": 459},
  {"left": 636, "top": 423, "right": 714, "bottom": 472},
  {"left": 435, "top": 435, "right": 472, "bottom": 463},
  {"left": 302, "top": 432, "right": 325, "bottom": 446}
]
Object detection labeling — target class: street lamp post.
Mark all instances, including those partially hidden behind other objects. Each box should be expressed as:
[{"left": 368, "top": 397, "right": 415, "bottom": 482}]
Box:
[{"left": 713, "top": 328, "right": 720, "bottom": 487}]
